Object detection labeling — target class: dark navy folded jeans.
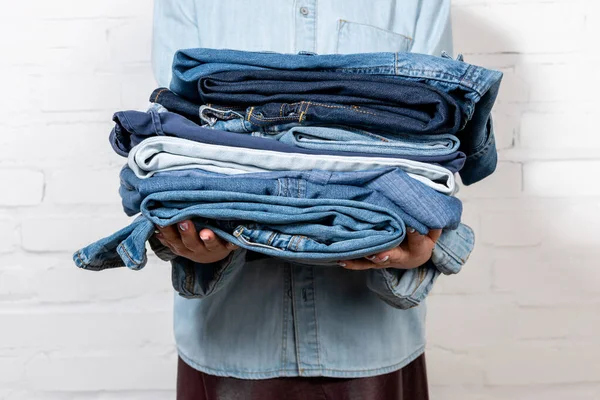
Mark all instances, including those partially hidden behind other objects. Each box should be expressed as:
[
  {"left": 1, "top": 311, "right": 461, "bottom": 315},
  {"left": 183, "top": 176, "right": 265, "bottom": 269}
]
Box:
[
  {"left": 111, "top": 109, "right": 466, "bottom": 173},
  {"left": 197, "top": 70, "right": 462, "bottom": 136}
]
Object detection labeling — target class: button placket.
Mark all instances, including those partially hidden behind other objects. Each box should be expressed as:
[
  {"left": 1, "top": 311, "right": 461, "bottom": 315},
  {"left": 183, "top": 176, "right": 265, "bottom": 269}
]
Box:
[{"left": 294, "top": 0, "right": 317, "bottom": 53}]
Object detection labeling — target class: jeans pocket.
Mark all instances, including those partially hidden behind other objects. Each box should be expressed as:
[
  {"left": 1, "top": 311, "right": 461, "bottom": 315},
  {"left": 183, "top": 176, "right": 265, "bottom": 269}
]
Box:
[
  {"left": 233, "top": 224, "right": 321, "bottom": 253},
  {"left": 336, "top": 20, "right": 412, "bottom": 54}
]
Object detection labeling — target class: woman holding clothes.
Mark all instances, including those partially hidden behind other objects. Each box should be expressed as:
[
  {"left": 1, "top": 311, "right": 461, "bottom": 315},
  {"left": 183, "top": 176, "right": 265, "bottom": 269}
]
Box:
[{"left": 152, "top": 1, "right": 456, "bottom": 399}]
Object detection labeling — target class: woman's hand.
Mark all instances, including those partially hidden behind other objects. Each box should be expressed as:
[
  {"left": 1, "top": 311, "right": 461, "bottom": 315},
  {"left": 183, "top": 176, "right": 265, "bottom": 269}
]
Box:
[
  {"left": 338, "top": 229, "right": 442, "bottom": 270},
  {"left": 155, "top": 220, "right": 239, "bottom": 264}
]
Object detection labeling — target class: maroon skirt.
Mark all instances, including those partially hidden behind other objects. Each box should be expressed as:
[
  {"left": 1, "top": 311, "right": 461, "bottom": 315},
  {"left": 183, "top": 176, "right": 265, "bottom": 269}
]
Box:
[{"left": 177, "top": 354, "right": 429, "bottom": 400}]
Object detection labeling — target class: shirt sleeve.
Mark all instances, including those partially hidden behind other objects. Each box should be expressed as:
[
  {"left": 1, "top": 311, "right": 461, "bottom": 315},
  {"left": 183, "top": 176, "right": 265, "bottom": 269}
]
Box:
[
  {"left": 409, "top": 0, "right": 454, "bottom": 56},
  {"left": 366, "top": 223, "right": 474, "bottom": 309},
  {"left": 152, "top": 0, "right": 200, "bottom": 87}
]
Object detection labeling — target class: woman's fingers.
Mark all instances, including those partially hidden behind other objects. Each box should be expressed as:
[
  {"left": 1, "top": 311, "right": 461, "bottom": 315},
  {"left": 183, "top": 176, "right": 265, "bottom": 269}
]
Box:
[{"left": 177, "top": 221, "right": 205, "bottom": 252}]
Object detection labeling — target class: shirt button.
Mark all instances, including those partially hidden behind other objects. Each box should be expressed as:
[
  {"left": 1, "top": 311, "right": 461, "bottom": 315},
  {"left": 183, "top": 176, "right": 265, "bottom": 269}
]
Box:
[{"left": 299, "top": 7, "right": 309, "bottom": 16}]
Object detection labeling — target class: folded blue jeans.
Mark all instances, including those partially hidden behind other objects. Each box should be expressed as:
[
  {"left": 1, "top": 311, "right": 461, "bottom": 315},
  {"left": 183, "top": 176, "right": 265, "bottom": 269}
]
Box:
[
  {"left": 128, "top": 136, "right": 458, "bottom": 195},
  {"left": 149, "top": 88, "right": 462, "bottom": 158},
  {"left": 170, "top": 48, "right": 503, "bottom": 184},
  {"left": 111, "top": 109, "right": 466, "bottom": 172},
  {"left": 74, "top": 165, "right": 462, "bottom": 271},
  {"left": 197, "top": 70, "right": 462, "bottom": 135},
  {"left": 276, "top": 126, "right": 461, "bottom": 157}
]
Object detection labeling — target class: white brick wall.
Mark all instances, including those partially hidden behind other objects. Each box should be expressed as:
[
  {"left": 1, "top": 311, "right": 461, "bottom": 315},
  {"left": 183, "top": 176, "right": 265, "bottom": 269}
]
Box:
[{"left": 0, "top": 1, "right": 597, "bottom": 398}]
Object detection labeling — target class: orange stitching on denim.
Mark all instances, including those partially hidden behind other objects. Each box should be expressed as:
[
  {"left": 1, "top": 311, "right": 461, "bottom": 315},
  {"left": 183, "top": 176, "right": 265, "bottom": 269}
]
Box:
[
  {"left": 266, "top": 231, "right": 277, "bottom": 246},
  {"left": 151, "top": 88, "right": 169, "bottom": 103},
  {"left": 293, "top": 236, "right": 301, "bottom": 251},
  {"left": 299, "top": 101, "right": 311, "bottom": 123},
  {"left": 298, "top": 101, "right": 378, "bottom": 117},
  {"left": 74, "top": 251, "right": 87, "bottom": 267},
  {"left": 295, "top": 235, "right": 308, "bottom": 251},
  {"left": 249, "top": 100, "right": 381, "bottom": 122}
]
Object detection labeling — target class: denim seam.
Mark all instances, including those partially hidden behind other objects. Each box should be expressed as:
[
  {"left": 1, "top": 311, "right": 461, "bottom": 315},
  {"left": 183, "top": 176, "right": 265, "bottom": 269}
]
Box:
[
  {"left": 435, "top": 240, "right": 465, "bottom": 267},
  {"left": 296, "top": 178, "right": 301, "bottom": 199},
  {"left": 280, "top": 264, "right": 289, "bottom": 371},
  {"left": 465, "top": 132, "right": 494, "bottom": 162},
  {"left": 311, "top": 267, "right": 323, "bottom": 370},
  {"left": 178, "top": 345, "right": 425, "bottom": 376},
  {"left": 342, "top": 20, "right": 414, "bottom": 41},
  {"left": 118, "top": 112, "right": 137, "bottom": 136},
  {"left": 151, "top": 88, "right": 169, "bottom": 103},
  {"left": 294, "top": 236, "right": 303, "bottom": 251},
  {"left": 308, "top": 101, "right": 379, "bottom": 116},
  {"left": 246, "top": 106, "right": 255, "bottom": 122},
  {"left": 250, "top": 101, "right": 379, "bottom": 123},
  {"left": 149, "top": 110, "right": 165, "bottom": 137},
  {"left": 287, "top": 235, "right": 298, "bottom": 251},
  {"left": 266, "top": 231, "right": 277, "bottom": 247},
  {"left": 396, "top": 67, "right": 474, "bottom": 86},
  {"left": 210, "top": 252, "right": 236, "bottom": 291},
  {"left": 384, "top": 268, "right": 421, "bottom": 306},
  {"left": 117, "top": 242, "right": 142, "bottom": 268},
  {"left": 411, "top": 267, "right": 427, "bottom": 297},
  {"left": 74, "top": 251, "right": 88, "bottom": 268},
  {"left": 298, "top": 101, "right": 310, "bottom": 123},
  {"left": 456, "top": 225, "right": 474, "bottom": 242}
]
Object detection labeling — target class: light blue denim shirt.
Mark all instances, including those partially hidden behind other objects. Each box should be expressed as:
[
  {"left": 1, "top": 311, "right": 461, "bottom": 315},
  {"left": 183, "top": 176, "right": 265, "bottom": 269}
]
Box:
[{"left": 152, "top": 0, "right": 465, "bottom": 378}]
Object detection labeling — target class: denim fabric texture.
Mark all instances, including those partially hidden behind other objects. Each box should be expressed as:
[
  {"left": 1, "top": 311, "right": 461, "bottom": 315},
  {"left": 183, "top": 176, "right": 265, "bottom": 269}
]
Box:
[
  {"left": 197, "top": 70, "right": 462, "bottom": 135},
  {"left": 75, "top": 219, "right": 473, "bottom": 305},
  {"left": 73, "top": 163, "right": 462, "bottom": 271},
  {"left": 278, "top": 126, "right": 461, "bottom": 157},
  {"left": 150, "top": 87, "right": 463, "bottom": 158},
  {"left": 128, "top": 136, "right": 458, "bottom": 195},
  {"left": 130, "top": 104, "right": 468, "bottom": 170},
  {"left": 171, "top": 48, "right": 502, "bottom": 185}
]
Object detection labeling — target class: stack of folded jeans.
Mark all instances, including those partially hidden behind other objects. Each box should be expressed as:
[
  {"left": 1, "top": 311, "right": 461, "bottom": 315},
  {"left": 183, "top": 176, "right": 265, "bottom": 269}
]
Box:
[{"left": 74, "top": 49, "right": 502, "bottom": 301}]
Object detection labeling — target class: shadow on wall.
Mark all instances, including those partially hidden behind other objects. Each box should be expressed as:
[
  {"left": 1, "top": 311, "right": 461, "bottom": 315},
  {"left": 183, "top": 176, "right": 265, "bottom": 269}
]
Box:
[
  {"left": 427, "top": 7, "right": 600, "bottom": 395},
  {"left": 454, "top": 5, "right": 600, "bottom": 265},
  {"left": 446, "top": 0, "right": 600, "bottom": 342}
]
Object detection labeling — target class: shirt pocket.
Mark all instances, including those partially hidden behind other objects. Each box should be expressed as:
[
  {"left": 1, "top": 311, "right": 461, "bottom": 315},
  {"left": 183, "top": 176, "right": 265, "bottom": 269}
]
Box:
[{"left": 336, "top": 20, "right": 413, "bottom": 54}]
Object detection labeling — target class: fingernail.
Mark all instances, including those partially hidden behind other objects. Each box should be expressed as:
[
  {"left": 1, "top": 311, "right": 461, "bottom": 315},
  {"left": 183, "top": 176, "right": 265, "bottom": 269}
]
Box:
[
  {"left": 201, "top": 235, "right": 210, "bottom": 241},
  {"left": 337, "top": 261, "right": 347, "bottom": 267},
  {"left": 376, "top": 255, "right": 390, "bottom": 263},
  {"left": 366, "top": 255, "right": 377, "bottom": 261},
  {"left": 154, "top": 229, "right": 160, "bottom": 234},
  {"left": 408, "top": 228, "right": 416, "bottom": 234},
  {"left": 178, "top": 222, "right": 188, "bottom": 231}
]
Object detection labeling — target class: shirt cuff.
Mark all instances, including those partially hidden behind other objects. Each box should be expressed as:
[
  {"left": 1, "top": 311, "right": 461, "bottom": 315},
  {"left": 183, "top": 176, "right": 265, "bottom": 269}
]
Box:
[
  {"left": 366, "top": 262, "right": 440, "bottom": 310},
  {"left": 171, "top": 248, "right": 247, "bottom": 299},
  {"left": 431, "top": 223, "right": 475, "bottom": 275}
]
